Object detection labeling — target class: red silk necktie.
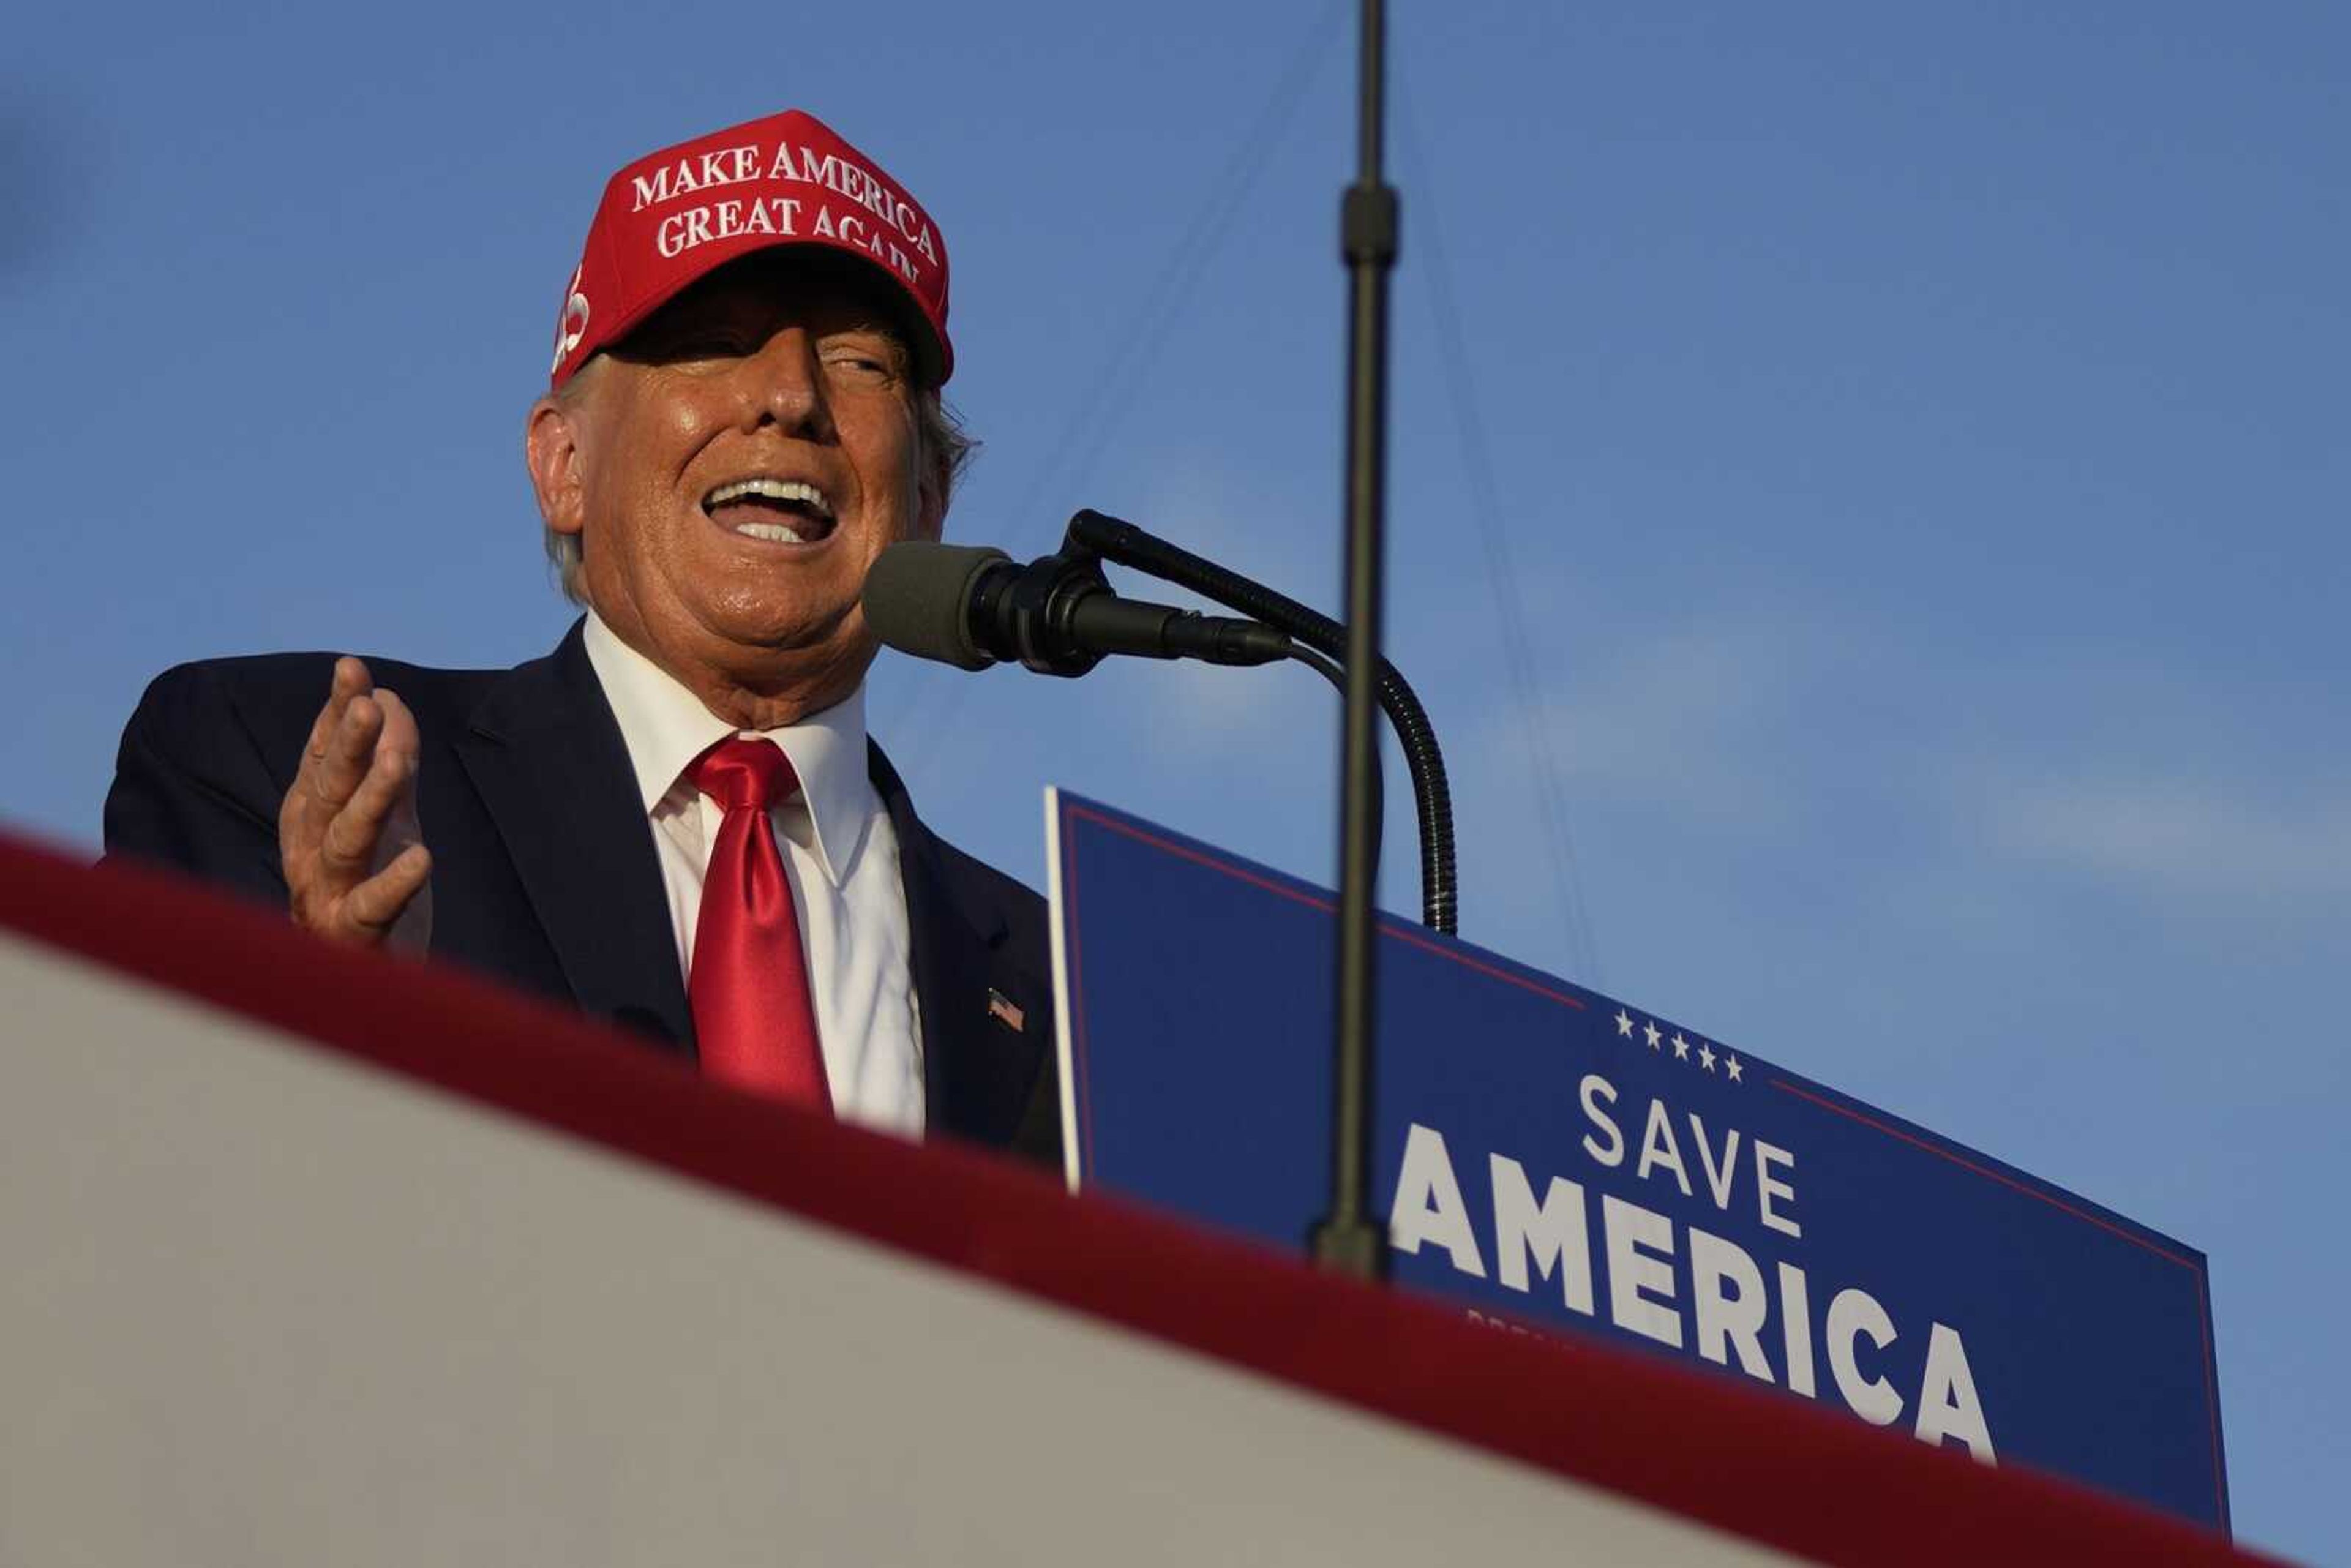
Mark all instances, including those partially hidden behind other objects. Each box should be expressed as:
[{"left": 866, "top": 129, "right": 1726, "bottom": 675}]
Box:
[{"left": 686, "top": 737, "right": 831, "bottom": 1111}]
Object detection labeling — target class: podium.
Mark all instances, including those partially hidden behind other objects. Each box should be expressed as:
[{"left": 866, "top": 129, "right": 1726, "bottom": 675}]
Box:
[{"left": 0, "top": 831, "right": 2276, "bottom": 1566}]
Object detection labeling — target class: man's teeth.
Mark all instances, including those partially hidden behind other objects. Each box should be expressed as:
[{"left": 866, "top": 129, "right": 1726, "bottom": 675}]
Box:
[
  {"left": 735, "top": 522, "right": 809, "bottom": 543},
  {"left": 705, "top": 477, "right": 833, "bottom": 516}
]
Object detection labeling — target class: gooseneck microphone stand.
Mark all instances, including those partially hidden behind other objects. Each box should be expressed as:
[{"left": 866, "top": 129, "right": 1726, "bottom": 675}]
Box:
[
  {"left": 1061, "top": 511, "right": 1455, "bottom": 937},
  {"left": 1310, "top": 0, "right": 1400, "bottom": 1283}
]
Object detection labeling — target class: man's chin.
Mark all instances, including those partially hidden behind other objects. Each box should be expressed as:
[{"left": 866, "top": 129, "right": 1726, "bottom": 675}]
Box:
[
  {"left": 677, "top": 578, "right": 844, "bottom": 645},
  {"left": 704, "top": 614, "right": 871, "bottom": 685}
]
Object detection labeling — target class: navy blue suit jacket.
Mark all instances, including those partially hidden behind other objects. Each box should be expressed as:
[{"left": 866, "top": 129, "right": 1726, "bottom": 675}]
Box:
[{"left": 102, "top": 621, "right": 1061, "bottom": 1169}]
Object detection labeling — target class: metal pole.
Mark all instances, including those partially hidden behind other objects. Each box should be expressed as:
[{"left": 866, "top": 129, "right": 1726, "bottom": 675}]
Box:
[{"left": 1310, "top": 0, "right": 1398, "bottom": 1281}]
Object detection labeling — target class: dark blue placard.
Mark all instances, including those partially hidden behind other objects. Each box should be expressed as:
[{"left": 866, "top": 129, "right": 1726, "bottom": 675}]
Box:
[{"left": 1048, "top": 791, "right": 2228, "bottom": 1531}]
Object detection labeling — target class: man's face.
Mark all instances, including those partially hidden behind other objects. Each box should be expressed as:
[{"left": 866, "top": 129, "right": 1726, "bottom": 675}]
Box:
[{"left": 531, "top": 252, "right": 940, "bottom": 715}]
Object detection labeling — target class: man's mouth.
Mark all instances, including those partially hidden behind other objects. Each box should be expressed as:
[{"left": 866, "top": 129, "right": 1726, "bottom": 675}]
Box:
[{"left": 702, "top": 477, "right": 838, "bottom": 544}]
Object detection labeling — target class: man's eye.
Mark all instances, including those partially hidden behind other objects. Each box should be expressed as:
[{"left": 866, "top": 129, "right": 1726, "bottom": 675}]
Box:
[{"left": 823, "top": 348, "right": 895, "bottom": 380}]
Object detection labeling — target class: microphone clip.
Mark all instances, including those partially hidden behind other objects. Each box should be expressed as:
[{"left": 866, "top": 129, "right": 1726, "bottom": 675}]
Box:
[{"left": 981, "top": 544, "right": 1114, "bottom": 678}]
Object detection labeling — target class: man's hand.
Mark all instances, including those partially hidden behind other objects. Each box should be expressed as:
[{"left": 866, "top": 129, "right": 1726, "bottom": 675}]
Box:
[{"left": 280, "top": 657, "right": 433, "bottom": 951}]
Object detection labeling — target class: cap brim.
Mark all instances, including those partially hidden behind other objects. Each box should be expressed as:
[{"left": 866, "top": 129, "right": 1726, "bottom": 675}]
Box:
[{"left": 587, "top": 237, "right": 949, "bottom": 389}]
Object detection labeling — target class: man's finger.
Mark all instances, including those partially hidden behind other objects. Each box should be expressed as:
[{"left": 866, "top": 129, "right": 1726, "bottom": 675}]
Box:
[
  {"left": 371, "top": 685, "right": 421, "bottom": 759},
  {"left": 302, "top": 657, "right": 375, "bottom": 765},
  {"left": 284, "top": 658, "right": 376, "bottom": 846},
  {"left": 342, "top": 843, "right": 432, "bottom": 939},
  {"left": 309, "top": 691, "right": 385, "bottom": 815},
  {"left": 371, "top": 689, "right": 425, "bottom": 836},
  {"left": 318, "top": 743, "right": 411, "bottom": 879}
]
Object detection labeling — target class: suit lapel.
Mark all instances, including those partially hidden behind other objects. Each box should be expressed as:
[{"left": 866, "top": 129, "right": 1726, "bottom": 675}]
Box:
[
  {"left": 452, "top": 621, "right": 694, "bottom": 1054},
  {"left": 871, "top": 743, "right": 1050, "bottom": 1149}
]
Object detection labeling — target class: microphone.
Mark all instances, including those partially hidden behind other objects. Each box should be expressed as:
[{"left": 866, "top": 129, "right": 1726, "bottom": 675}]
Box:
[{"left": 863, "top": 541, "right": 1294, "bottom": 677}]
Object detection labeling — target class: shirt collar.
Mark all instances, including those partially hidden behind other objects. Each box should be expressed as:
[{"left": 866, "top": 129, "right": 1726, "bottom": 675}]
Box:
[{"left": 581, "top": 610, "right": 875, "bottom": 888}]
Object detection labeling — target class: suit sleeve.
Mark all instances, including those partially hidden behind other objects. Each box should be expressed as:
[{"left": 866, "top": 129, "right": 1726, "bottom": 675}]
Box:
[{"left": 102, "top": 662, "right": 296, "bottom": 912}]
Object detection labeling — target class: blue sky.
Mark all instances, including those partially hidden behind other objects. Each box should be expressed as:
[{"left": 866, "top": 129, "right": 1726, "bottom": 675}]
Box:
[{"left": 4, "top": 3, "right": 2343, "bottom": 1558}]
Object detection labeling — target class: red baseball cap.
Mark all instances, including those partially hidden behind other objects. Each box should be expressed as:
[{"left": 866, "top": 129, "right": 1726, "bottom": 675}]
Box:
[{"left": 548, "top": 109, "right": 953, "bottom": 389}]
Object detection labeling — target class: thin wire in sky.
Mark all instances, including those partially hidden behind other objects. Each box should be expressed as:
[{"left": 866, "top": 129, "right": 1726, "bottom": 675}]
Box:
[
  {"left": 997, "top": 0, "right": 1350, "bottom": 555},
  {"left": 890, "top": 0, "right": 1349, "bottom": 779},
  {"left": 1395, "top": 81, "right": 1605, "bottom": 988}
]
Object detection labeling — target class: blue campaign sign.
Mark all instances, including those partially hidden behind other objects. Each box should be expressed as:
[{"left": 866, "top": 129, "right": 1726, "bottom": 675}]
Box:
[{"left": 1046, "top": 791, "right": 2229, "bottom": 1531}]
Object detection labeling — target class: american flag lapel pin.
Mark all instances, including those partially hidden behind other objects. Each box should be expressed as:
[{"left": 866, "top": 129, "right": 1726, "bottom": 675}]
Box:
[{"left": 987, "top": 989, "right": 1026, "bottom": 1032}]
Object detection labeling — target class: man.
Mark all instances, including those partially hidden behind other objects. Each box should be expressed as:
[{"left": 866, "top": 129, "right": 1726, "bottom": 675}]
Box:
[{"left": 102, "top": 110, "right": 1059, "bottom": 1167}]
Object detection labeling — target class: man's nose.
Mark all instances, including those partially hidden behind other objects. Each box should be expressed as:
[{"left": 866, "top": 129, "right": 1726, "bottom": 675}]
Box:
[{"left": 737, "top": 327, "right": 834, "bottom": 440}]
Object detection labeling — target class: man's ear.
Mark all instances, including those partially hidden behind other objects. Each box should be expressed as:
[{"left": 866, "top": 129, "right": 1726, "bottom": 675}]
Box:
[{"left": 525, "top": 394, "right": 588, "bottom": 541}]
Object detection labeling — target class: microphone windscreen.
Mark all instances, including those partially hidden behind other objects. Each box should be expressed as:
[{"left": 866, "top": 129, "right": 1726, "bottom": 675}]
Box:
[{"left": 862, "top": 541, "right": 1009, "bottom": 670}]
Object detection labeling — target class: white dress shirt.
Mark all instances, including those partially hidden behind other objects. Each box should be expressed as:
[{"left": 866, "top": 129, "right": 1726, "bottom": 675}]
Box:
[{"left": 581, "top": 612, "right": 924, "bottom": 1136}]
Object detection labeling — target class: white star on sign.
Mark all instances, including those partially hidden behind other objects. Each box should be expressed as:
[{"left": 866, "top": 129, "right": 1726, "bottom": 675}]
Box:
[
  {"left": 1725, "top": 1055, "right": 1744, "bottom": 1082},
  {"left": 1643, "top": 1021, "right": 1662, "bottom": 1050},
  {"left": 1671, "top": 1033, "right": 1690, "bottom": 1060},
  {"left": 1616, "top": 1010, "right": 1634, "bottom": 1038},
  {"left": 1698, "top": 1043, "right": 1718, "bottom": 1072}
]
